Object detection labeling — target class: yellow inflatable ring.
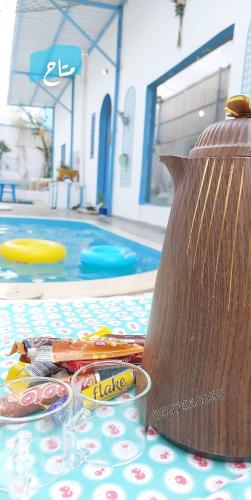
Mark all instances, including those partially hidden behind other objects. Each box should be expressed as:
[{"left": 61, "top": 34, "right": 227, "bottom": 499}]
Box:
[{"left": 0, "top": 239, "right": 67, "bottom": 264}]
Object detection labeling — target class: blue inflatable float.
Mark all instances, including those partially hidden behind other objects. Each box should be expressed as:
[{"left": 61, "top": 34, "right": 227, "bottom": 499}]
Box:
[{"left": 80, "top": 245, "right": 137, "bottom": 270}]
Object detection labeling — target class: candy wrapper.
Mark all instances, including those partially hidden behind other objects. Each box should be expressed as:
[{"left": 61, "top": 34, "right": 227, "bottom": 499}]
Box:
[
  {"left": 6, "top": 360, "right": 61, "bottom": 380},
  {"left": 81, "top": 368, "right": 135, "bottom": 410},
  {"left": 8, "top": 327, "right": 112, "bottom": 361},
  {"left": 102, "top": 334, "right": 145, "bottom": 347},
  {"left": 9, "top": 336, "right": 143, "bottom": 363},
  {"left": 5, "top": 360, "right": 63, "bottom": 392},
  {"left": 53, "top": 369, "right": 99, "bottom": 389},
  {"left": 59, "top": 352, "right": 143, "bottom": 373},
  {"left": 0, "top": 381, "right": 67, "bottom": 418},
  {"left": 9, "top": 337, "right": 58, "bottom": 363},
  {"left": 83, "top": 368, "right": 135, "bottom": 400},
  {"left": 0, "top": 372, "right": 100, "bottom": 419}
]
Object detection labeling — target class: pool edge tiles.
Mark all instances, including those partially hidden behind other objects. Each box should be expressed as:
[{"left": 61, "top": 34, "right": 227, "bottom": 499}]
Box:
[{"left": 0, "top": 270, "right": 157, "bottom": 299}]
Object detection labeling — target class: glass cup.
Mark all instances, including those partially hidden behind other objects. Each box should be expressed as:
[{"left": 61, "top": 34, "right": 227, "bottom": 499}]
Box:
[
  {"left": 0, "top": 377, "right": 73, "bottom": 500},
  {"left": 71, "top": 360, "right": 151, "bottom": 467}
]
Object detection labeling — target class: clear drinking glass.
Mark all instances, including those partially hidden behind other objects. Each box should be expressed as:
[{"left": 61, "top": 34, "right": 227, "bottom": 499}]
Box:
[
  {"left": 0, "top": 377, "right": 73, "bottom": 500},
  {"left": 71, "top": 360, "right": 151, "bottom": 467}
]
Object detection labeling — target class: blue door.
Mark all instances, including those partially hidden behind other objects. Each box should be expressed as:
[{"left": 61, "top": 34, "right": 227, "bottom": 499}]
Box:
[{"left": 97, "top": 94, "right": 112, "bottom": 210}]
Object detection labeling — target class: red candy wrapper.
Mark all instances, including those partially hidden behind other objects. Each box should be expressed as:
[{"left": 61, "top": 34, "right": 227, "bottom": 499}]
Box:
[
  {"left": 0, "top": 381, "right": 67, "bottom": 418},
  {"left": 0, "top": 373, "right": 99, "bottom": 419},
  {"left": 59, "top": 352, "right": 143, "bottom": 373}
]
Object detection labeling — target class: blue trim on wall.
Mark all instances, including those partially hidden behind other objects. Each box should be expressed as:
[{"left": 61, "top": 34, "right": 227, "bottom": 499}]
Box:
[
  {"left": 139, "top": 85, "right": 156, "bottom": 204},
  {"left": 139, "top": 24, "right": 235, "bottom": 205},
  {"left": 90, "top": 112, "right": 96, "bottom": 159},
  {"left": 52, "top": 107, "right": 56, "bottom": 178},
  {"left": 97, "top": 93, "right": 112, "bottom": 205},
  {"left": 153, "top": 25, "right": 234, "bottom": 88},
  {"left": 50, "top": 181, "right": 56, "bottom": 208},
  {"left": 61, "top": 143, "right": 66, "bottom": 165},
  {"left": 106, "top": 5, "right": 123, "bottom": 215},
  {"left": 70, "top": 76, "right": 75, "bottom": 168},
  {"left": 67, "top": 183, "right": 72, "bottom": 209},
  {"left": 79, "top": 185, "right": 85, "bottom": 207}
]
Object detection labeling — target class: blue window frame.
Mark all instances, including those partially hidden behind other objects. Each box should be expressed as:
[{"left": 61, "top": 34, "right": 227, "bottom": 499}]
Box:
[
  {"left": 60, "top": 143, "right": 66, "bottom": 166},
  {"left": 90, "top": 112, "right": 96, "bottom": 159},
  {"left": 139, "top": 24, "right": 235, "bottom": 205}
]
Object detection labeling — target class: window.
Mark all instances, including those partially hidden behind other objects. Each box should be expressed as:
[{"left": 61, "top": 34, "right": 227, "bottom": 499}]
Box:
[
  {"left": 90, "top": 112, "right": 96, "bottom": 159},
  {"left": 120, "top": 86, "right": 136, "bottom": 187},
  {"left": 140, "top": 26, "right": 234, "bottom": 207},
  {"left": 242, "top": 21, "right": 251, "bottom": 96},
  {"left": 60, "top": 143, "right": 66, "bottom": 166}
]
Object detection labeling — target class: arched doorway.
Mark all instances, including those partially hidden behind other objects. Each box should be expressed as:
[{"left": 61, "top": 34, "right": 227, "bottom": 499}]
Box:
[{"left": 97, "top": 94, "right": 112, "bottom": 211}]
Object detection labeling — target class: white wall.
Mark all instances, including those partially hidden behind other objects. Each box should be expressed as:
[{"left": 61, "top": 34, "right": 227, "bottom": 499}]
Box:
[
  {"left": 0, "top": 124, "right": 49, "bottom": 184},
  {"left": 81, "top": 20, "right": 117, "bottom": 203},
  {"left": 54, "top": 0, "right": 251, "bottom": 227},
  {"left": 53, "top": 82, "right": 72, "bottom": 175},
  {"left": 53, "top": 19, "right": 117, "bottom": 194}
]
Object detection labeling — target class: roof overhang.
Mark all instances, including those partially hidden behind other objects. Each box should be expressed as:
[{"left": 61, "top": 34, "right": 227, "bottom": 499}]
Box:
[{"left": 8, "top": 0, "right": 124, "bottom": 109}]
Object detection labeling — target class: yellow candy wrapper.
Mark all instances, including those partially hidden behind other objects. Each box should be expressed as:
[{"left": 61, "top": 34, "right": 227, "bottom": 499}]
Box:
[
  {"left": 82, "top": 368, "right": 135, "bottom": 409},
  {"left": 80, "top": 326, "right": 112, "bottom": 341},
  {"left": 4, "top": 360, "right": 62, "bottom": 393},
  {"left": 5, "top": 361, "right": 30, "bottom": 392}
]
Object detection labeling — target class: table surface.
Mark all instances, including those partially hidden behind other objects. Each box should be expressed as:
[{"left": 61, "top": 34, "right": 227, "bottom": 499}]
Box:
[{"left": 0, "top": 293, "right": 250, "bottom": 500}]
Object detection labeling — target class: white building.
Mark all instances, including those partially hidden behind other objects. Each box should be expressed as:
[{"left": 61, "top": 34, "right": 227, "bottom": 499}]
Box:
[
  {"left": 8, "top": 0, "right": 251, "bottom": 226},
  {"left": 0, "top": 111, "right": 52, "bottom": 186}
]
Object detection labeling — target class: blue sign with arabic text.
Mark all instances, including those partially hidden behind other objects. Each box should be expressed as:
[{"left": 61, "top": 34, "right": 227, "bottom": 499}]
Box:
[{"left": 29, "top": 44, "right": 82, "bottom": 87}]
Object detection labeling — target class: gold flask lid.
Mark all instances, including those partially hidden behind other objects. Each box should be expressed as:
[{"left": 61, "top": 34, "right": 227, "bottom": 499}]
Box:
[{"left": 189, "top": 95, "right": 251, "bottom": 159}]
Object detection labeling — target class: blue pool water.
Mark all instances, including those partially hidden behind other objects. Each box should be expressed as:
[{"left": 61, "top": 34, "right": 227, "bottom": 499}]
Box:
[{"left": 0, "top": 217, "right": 161, "bottom": 283}]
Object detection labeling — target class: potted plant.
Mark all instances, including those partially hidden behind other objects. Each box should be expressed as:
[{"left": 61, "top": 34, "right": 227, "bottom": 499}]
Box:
[
  {"left": 57, "top": 165, "right": 78, "bottom": 181},
  {"left": 0, "top": 140, "right": 11, "bottom": 177},
  {"left": 119, "top": 153, "right": 129, "bottom": 168},
  {"left": 97, "top": 191, "right": 108, "bottom": 215}
]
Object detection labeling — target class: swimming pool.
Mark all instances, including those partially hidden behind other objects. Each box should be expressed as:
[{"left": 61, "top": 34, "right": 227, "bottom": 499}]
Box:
[{"left": 0, "top": 217, "right": 161, "bottom": 283}]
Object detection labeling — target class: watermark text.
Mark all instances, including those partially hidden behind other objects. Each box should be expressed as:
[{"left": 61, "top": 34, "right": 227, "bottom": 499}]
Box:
[{"left": 153, "top": 388, "right": 224, "bottom": 421}]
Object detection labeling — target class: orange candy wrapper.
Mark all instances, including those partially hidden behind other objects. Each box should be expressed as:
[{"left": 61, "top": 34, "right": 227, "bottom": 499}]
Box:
[
  {"left": 50, "top": 337, "right": 143, "bottom": 363},
  {"left": 8, "top": 332, "right": 144, "bottom": 364}
]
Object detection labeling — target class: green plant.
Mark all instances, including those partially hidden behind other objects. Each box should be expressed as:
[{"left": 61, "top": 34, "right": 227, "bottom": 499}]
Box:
[
  {"left": 19, "top": 109, "right": 52, "bottom": 178},
  {"left": 0, "top": 140, "right": 11, "bottom": 177},
  {"left": 0, "top": 140, "right": 11, "bottom": 163},
  {"left": 97, "top": 191, "right": 106, "bottom": 206}
]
